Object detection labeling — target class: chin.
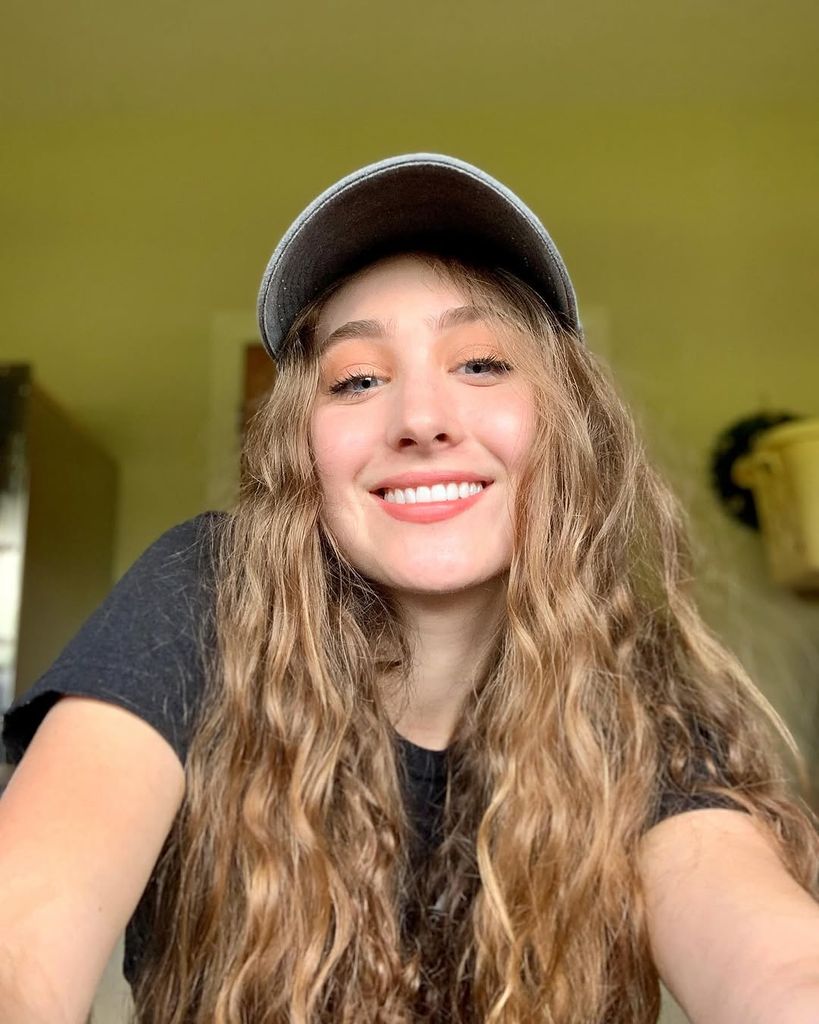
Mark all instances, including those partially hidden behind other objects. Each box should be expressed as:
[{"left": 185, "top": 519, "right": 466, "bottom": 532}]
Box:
[
  {"left": 338, "top": 540, "right": 511, "bottom": 593},
  {"left": 380, "top": 565, "right": 507, "bottom": 596}
]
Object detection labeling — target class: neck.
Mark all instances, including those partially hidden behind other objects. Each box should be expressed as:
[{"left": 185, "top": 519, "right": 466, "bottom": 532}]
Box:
[{"left": 383, "top": 580, "right": 505, "bottom": 750}]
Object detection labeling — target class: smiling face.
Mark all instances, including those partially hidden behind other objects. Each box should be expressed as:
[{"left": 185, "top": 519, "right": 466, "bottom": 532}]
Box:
[{"left": 309, "top": 253, "right": 536, "bottom": 597}]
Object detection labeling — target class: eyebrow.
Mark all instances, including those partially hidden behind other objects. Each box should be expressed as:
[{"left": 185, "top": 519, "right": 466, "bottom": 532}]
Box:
[{"left": 318, "top": 304, "right": 487, "bottom": 355}]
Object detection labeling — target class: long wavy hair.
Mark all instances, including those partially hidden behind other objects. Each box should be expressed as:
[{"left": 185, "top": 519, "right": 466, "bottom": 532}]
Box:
[{"left": 130, "top": 250, "right": 818, "bottom": 1024}]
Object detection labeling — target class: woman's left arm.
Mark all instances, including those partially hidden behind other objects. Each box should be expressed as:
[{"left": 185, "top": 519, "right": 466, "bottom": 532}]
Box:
[{"left": 637, "top": 807, "right": 819, "bottom": 1024}]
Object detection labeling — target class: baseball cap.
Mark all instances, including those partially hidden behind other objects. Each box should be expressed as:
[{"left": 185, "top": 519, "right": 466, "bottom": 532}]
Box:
[{"left": 257, "top": 152, "right": 582, "bottom": 361}]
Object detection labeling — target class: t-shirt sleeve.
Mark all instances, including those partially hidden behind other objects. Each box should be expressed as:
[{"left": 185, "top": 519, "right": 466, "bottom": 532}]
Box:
[
  {"left": 648, "top": 717, "right": 750, "bottom": 830},
  {"left": 1, "top": 510, "right": 226, "bottom": 770},
  {"left": 652, "top": 786, "right": 747, "bottom": 825}
]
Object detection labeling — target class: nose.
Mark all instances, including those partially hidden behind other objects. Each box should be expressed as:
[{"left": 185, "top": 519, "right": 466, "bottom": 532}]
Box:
[{"left": 384, "top": 369, "right": 466, "bottom": 452}]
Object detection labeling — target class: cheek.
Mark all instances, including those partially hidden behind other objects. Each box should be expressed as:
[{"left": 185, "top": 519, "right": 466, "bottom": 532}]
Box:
[
  {"left": 485, "top": 393, "right": 537, "bottom": 467},
  {"left": 310, "top": 418, "right": 337, "bottom": 495},
  {"left": 310, "top": 411, "right": 365, "bottom": 501}
]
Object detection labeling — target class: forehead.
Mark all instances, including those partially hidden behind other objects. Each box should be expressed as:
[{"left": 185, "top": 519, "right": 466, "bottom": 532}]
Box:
[{"left": 316, "top": 255, "right": 466, "bottom": 335}]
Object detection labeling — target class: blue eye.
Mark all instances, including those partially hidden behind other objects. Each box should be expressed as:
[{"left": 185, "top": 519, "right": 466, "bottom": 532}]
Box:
[
  {"left": 460, "top": 357, "right": 513, "bottom": 378},
  {"left": 328, "top": 370, "right": 380, "bottom": 396},
  {"left": 328, "top": 357, "right": 512, "bottom": 398}
]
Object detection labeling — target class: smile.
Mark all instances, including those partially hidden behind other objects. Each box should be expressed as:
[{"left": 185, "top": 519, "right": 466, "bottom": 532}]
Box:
[
  {"left": 370, "top": 482, "right": 493, "bottom": 523},
  {"left": 381, "top": 480, "right": 487, "bottom": 503}
]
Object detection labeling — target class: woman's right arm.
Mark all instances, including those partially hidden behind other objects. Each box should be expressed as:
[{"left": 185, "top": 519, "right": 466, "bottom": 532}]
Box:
[{"left": 0, "top": 694, "right": 186, "bottom": 1024}]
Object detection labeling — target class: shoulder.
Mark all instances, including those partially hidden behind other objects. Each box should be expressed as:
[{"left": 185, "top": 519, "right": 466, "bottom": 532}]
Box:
[
  {"left": 124, "top": 509, "right": 229, "bottom": 578},
  {"left": 103, "top": 509, "right": 230, "bottom": 620},
  {"left": 67, "top": 509, "right": 230, "bottom": 646},
  {"left": 2, "top": 510, "right": 232, "bottom": 769}
]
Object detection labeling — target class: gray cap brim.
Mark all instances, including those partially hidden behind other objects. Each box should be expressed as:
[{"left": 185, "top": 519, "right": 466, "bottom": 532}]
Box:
[{"left": 257, "top": 152, "right": 581, "bottom": 360}]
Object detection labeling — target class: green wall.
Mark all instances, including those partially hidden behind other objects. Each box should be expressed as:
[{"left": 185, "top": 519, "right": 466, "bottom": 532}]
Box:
[{"left": 2, "top": 104, "right": 818, "bottom": 778}]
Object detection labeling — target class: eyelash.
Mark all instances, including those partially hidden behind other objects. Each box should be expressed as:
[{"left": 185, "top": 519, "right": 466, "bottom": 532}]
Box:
[{"left": 327, "top": 356, "right": 513, "bottom": 398}]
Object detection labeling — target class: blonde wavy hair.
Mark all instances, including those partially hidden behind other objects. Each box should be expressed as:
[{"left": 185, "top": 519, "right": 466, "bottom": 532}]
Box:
[{"left": 130, "top": 251, "right": 818, "bottom": 1023}]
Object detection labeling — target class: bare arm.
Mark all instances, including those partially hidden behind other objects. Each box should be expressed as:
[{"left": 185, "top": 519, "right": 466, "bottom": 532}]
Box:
[
  {"left": 0, "top": 695, "right": 186, "bottom": 1024},
  {"left": 638, "top": 807, "right": 819, "bottom": 1024}
]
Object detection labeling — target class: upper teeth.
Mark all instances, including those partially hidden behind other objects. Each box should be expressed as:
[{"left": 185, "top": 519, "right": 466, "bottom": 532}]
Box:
[{"left": 382, "top": 481, "right": 485, "bottom": 504}]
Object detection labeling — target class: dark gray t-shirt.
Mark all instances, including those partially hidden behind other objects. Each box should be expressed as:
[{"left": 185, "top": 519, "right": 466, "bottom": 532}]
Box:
[{"left": 1, "top": 511, "right": 743, "bottom": 991}]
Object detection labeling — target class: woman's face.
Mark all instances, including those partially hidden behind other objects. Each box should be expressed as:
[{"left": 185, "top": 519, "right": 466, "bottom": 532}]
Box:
[{"left": 309, "top": 254, "right": 536, "bottom": 596}]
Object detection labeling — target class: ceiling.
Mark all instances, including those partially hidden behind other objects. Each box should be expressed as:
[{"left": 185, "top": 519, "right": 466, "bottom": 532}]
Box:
[{"left": 4, "top": 0, "right": 819, "bottom": 121}]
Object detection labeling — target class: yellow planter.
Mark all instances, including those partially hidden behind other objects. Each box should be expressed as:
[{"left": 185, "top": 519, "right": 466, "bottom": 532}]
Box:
[{"left": 733, "top": 418, "right": 819, "bottom": 592}]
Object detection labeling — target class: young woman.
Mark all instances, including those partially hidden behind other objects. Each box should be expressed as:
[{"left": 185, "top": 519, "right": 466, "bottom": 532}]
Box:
[{"left": 2, "top": 153, "right": 818, "bottom": 1024}]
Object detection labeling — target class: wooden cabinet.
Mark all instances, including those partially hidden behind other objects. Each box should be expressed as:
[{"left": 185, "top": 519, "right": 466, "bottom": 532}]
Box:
[{"left": 0, "top": 365, "right": 117, "bottom": 759}]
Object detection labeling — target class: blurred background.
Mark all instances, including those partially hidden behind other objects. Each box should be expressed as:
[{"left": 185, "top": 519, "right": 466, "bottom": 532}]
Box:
[{"left": 2, "top": 1, "right": 818, "bottom": 1020}]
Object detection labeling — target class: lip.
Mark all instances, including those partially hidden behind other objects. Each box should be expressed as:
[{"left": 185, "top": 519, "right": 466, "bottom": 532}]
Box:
[
  {"left": 370, "top": 481, "right": 492, "bottom": 523},
  {"left": 370, "top": 469, "right": 492, "bottom": 492}
]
